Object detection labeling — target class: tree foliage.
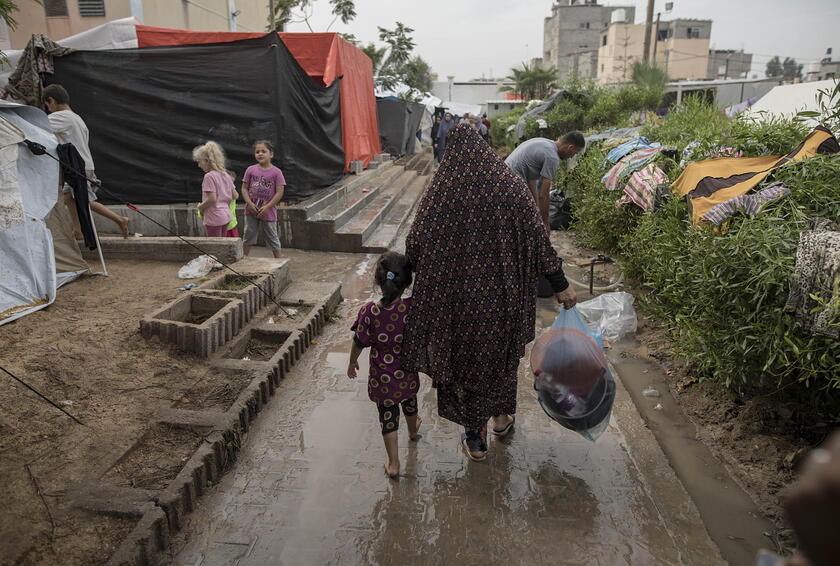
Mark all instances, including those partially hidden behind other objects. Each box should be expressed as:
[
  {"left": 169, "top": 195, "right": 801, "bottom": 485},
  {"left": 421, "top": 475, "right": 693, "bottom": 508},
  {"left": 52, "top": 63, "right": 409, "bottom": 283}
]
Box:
[
  {"left": 499, "top": 62, "right": 559, "bottom": 101},
  {"left": 782, "top": 57, "right": 803, "bottom": 81},
  {"left": 268, "top": 0, "right": 356, "bottom": 32},
  {"left": 402, "top": 55, "right": 434, "bottom": 93},
  {"left": 632, "top": 61, "right": 669, "bottom": 91},
  {"left": 367, "top": 23, "right": 434, "bottom": 100},
  {"left": 766, "top": 56, "right": 783, "bottom": 78}
]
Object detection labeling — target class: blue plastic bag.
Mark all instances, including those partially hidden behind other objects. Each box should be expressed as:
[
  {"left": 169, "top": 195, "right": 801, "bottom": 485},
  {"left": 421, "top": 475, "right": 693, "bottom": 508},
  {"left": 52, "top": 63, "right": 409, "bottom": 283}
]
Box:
[
  {"left": 551, "top": 306, "right": 604, "bottom": 349},
  {"left": 531, "top": 306, "right": 615, "bottom": 441}
]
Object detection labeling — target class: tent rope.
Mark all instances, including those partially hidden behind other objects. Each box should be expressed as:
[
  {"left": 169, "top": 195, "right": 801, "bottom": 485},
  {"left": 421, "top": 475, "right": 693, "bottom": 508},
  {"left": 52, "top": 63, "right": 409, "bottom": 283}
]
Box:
[{"left": 0, "top": 364, "right": 84, "bottom": 425}]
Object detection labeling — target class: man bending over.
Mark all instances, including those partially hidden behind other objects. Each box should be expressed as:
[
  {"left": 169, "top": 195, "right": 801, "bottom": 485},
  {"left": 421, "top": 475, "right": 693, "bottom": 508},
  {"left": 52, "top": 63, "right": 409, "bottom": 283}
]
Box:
[{"left": 505, "top": 131, "right": 585, "bottom": 233}]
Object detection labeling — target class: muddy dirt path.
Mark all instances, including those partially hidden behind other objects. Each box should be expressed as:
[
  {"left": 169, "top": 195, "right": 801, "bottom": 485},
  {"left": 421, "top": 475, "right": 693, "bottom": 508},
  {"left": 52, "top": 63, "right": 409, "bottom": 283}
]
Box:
[{"left": 168, "top": 244, "right": 731, "bottom": 565}]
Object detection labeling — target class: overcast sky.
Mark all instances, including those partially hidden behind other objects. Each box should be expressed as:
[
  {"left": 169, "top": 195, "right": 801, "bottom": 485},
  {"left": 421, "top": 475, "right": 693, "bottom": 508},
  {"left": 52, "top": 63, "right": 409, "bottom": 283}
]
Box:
[{"left": 284, "top": 0, "right": 840, "bottom": 81}]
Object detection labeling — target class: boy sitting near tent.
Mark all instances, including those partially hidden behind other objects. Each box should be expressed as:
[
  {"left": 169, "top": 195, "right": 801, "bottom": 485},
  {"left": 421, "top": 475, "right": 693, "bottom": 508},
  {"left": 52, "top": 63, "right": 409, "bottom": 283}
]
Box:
[{"left": 42, "top": 84, "right": 130, "bottom": 239}]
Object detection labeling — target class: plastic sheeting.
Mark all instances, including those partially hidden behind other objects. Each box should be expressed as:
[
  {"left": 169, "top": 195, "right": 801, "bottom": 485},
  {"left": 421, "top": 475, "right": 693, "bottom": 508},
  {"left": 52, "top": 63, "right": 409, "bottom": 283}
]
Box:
[
  {"left": 50, "top": 33, "right": 344, "bottom": 204},
  {"left": 376, "top": 99, "right": 425, "bottom": 156},
  {"left": 0, "top": 17, "right": 139, "bottom": 89},
  {"left": 746, "top": 79, "right": 839, "bottom": 125},
  {"left": 0, "top": 104, "right": 59, "bottom": 325},
  {"left": 135, "top": 26, "right": 381, "bottom": 171}
]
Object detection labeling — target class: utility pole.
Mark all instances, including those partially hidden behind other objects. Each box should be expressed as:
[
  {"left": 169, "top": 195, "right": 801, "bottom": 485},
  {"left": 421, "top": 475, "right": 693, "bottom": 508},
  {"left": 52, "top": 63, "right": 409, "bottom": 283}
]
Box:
[
  {"left": 269, "top": 0, "right": 275, "bottom": 32},
  {"left": 642, "top": 0, "right": 655, "bottom": 63},
  {"left": 652, "top": 12, "right": 661, "bottom": 65},
  {"left": 228, "top": 0, "right": 238, "bottom": 32}
]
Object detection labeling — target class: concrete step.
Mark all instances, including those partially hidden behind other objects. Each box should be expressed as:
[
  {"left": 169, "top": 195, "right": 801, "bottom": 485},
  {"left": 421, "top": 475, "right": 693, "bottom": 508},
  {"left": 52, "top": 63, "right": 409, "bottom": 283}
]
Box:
[
  {"left": 307, "top": 166, "right": 405, "bottom": 230},
  {"left": 332, "top": 170, "right": 419, "bottom": 252},
  {"left": 361, "top": 174, "right": 428, "bottom": 253},
  {"left": 407, "top": 152, "right": 433, "bottom": 172},
  {"left": 278, "top": 161, "right": 395, "bottom": 221}
]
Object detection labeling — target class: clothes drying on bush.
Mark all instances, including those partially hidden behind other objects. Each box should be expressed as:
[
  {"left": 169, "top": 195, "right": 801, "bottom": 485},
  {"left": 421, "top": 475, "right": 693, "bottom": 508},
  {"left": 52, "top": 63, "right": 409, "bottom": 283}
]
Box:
[
  {"left": 601, "top": 146, "right": 662, "bottom": 190},
  {"left": 784, "top": 219, "right": 840, "bottom": 340},
  {"left": 605, "top": 136, "right": 660, "bottom": 163},
  {"left": 616, "top": 163, "right": 669, "bottom": 213},
  {"left": 672, "top": 125, "right": 839, "bottom": 225},
  {"left": 701, "top": 182, "right": 791, "bottom": 225}
]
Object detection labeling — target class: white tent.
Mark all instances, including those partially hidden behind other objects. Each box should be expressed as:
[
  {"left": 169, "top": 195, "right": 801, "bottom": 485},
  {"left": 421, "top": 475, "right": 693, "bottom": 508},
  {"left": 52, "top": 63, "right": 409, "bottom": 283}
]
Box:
[
  {"left": 0, "top": 17, "right": 139, "bottom": 88},
  {"left": 0, "top": 102, "right": 88, "bottom": 326},
  {"left": 745, "top": 79, "right": 839, "bottom": 124}
]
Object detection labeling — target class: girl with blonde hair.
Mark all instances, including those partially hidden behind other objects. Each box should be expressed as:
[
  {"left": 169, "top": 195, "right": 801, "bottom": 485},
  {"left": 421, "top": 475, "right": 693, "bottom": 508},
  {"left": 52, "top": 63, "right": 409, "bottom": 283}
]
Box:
[{"left": 194, "top": 141, "right": 237, "bottom": 237}]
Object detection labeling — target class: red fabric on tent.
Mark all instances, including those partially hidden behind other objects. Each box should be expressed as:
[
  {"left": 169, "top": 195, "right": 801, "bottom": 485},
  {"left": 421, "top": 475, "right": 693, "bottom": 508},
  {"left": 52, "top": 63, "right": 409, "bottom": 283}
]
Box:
[{"left": 136, "top": 26, "right": 380, "bottom": 170}]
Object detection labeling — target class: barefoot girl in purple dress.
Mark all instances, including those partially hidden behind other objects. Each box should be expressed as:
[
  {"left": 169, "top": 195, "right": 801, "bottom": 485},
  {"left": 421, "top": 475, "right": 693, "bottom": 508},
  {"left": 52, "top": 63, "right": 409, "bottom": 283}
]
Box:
[{"left": 347, "top": 252, "right": 421, "bottom": 478}]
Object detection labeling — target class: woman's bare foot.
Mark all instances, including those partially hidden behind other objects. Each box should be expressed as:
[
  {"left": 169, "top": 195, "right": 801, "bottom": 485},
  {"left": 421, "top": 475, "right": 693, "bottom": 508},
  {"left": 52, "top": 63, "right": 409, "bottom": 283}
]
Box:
[
  {"left": 408, "top": 415, "right": 422, "bottom": 441},
  {"left": 384, "top": 460, "right": 400, "bottom": 478},
  {"left": 118, "top": 216, "right": 130, "bottom": 238}
]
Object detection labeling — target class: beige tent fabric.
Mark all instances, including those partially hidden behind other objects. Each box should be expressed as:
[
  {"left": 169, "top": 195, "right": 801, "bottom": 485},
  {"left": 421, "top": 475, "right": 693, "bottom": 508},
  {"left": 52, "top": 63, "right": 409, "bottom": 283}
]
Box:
[{"left": 45, "top": 193, "right": 89, "bottom": 275}]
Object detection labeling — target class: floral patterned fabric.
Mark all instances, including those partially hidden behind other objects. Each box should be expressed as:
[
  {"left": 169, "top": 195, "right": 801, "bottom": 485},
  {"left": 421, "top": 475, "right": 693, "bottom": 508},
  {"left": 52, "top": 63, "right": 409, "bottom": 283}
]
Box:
[
  {"left": 404, "top": 124, "right": 566, "bottom": 428},
  {"left": 352, "top": 298, "right": 419, "bottom": 406}
]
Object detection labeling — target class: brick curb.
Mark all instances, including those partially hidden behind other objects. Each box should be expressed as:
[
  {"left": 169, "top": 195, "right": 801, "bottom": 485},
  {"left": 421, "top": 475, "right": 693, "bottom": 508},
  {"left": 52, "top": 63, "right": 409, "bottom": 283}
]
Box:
[{"left": 73, "top": 273, "right": 341, "bottom": 566}]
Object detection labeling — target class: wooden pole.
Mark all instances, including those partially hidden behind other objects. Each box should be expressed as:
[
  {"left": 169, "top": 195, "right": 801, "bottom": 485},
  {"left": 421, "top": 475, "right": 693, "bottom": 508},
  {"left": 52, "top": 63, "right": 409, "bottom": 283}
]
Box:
[
  {"left": 652, "top": 12, "right": 661, "bottom": 65},
  {"left": 642, "top": 0, "right": 655, "bottom": 63}
]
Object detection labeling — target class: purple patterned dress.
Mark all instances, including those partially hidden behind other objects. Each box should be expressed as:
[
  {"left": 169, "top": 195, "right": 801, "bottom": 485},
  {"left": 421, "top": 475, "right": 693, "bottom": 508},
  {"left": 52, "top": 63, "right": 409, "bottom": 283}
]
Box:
[{"left": 353, "top": 298, "right": 419, "bottom": 407}]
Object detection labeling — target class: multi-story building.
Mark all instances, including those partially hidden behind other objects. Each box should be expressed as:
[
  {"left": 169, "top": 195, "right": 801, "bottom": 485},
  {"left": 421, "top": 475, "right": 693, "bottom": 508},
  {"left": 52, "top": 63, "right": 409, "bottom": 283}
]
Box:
[
  {"left": 543, "top": 0, "right": 635, "bottom": 81},
  {"left": 3, "top": 0, "right": 270, "bottom": 50},
  {"left": 597, "top": 18, "right": 712, "bottom": 84},
  {"left": 707, "top": 49, "right": 753, "bottom": 80},
  {"left": 805, "top": 49, "right": 839, "bottom": 82}
]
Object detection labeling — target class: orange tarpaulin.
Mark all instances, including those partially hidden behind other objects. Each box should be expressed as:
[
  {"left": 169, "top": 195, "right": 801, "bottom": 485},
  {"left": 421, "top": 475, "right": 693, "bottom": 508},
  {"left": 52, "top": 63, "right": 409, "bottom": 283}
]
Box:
[{"left": 136, "top": 26, "right": 380, "bottom": 171}]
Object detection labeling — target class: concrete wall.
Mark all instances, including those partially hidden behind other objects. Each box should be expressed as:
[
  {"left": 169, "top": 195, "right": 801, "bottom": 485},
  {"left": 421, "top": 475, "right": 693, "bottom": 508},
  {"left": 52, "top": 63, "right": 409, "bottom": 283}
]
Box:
[
  {"left": 708, "top": 50, "right": 753, "bottom": 80},
  {"left": 597, "top": 23, "right": 647, "bottom": 84},
  {"left": 660, "top": 37, "right": 711, "bottom": 80},
  {"left": 665, "top": 78, "right": 781, "bottom": 108},
  {"left": 485, "top": 101, "right": 528, "bottom": 119},
  {"left": 10, "top": 0, "right": 269, "bottom": 49},
  {"left": 431, "top": 81, "right": 514, "bottom": 106}
]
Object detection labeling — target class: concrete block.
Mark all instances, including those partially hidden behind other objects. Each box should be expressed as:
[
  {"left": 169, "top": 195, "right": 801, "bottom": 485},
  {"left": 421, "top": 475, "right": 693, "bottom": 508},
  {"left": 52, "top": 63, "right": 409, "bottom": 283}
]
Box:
[
  {"left": 349, "top": 160, "right": 364, "bottom": 174},
  {"left": 140, "top": 294, "right": 242, "bottom": 357},
  {"left": 82, "top": 236, "right": 243, "bottom": 264}
]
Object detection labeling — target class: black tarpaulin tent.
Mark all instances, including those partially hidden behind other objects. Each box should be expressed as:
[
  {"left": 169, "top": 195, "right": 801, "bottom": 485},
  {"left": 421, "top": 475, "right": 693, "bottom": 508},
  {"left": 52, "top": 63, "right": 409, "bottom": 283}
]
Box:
[
  {"left": 376, "top": 98, "right": 425, "bottom": 156},
  {"left": 49, "top": 33, "right": 344, "bottom": 204}
]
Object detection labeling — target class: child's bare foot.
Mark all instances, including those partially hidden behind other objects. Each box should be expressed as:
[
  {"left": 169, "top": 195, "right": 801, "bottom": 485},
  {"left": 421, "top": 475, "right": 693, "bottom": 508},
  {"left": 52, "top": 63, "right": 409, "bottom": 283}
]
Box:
[
  {"left": 384, "top": 460, "right": 400, "bottom": 478},
  {"left": 118, "top": 216, "right": 130, "bottom": 238},
  {"left": 408, "top": 416, "right": 422, "bottom": 441}
]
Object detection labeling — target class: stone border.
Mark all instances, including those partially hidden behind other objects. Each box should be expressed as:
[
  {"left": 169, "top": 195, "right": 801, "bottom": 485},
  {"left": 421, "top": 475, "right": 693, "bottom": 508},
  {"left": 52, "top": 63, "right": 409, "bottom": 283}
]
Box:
[
  {"left": 139, "top": 264, "right": 292, "bottom": 357},
  {"left": 74, "top": 282, "right": 343, "bottom": 566},
  {"left": 139, "top": 294, "right": 244, "bottom": 358}
]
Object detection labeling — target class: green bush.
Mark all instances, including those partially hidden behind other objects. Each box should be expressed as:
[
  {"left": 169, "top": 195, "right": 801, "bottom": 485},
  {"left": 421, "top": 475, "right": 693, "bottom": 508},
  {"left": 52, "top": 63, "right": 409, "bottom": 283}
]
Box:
[
  {"left": 621, "top": 156, "right": 840, "bottom": 392},
  {"left": 727, "top": 116, "right": 810, "bottom": 157},
  {"left": 556, "top": 144, "right": 645, "bottom": 252},
  {"left": 489, "top": 106, "right": 527, "bottom": 150},
  {"left": 640, "top": 95, "right": 730, "bottom": 151},
  {"left": 568, "top": 93, "right": 840, "bottom": 395}
]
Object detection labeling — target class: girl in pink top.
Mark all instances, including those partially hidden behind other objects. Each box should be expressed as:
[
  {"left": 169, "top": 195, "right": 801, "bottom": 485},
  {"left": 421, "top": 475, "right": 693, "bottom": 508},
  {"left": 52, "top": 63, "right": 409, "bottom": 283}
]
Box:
[
  {"left": 194, "top": 141, "right": 237, "bottom": 237},
  {"left": 241, "top": 140, "right": 285, "bottom": 258}
]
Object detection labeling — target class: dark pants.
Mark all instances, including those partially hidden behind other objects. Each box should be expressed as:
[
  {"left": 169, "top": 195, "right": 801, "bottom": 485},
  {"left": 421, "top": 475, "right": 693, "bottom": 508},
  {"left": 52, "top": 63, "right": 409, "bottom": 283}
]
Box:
[{"left": 377, "top": 396, "right": 418, "bottom": 435}]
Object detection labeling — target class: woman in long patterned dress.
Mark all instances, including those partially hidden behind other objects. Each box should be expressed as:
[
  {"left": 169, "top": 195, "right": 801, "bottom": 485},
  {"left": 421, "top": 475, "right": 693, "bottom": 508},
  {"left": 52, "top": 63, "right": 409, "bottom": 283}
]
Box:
[{"left": 403, "top": 124, "right": 577, "bottom": 461}]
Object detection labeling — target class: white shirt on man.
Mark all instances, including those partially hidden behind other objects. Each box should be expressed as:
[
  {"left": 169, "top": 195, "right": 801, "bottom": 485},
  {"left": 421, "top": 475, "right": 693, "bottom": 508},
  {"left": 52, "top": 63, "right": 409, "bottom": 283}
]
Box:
[{"left": 48, "top": 109, "right": 94, "bottom": 175}]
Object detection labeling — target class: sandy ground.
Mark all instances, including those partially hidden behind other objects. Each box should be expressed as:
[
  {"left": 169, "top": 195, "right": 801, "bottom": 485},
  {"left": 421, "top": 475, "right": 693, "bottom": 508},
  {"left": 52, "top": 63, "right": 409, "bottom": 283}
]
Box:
[{"left": 0, "top": 252, "right": 364, "bottom": 566}]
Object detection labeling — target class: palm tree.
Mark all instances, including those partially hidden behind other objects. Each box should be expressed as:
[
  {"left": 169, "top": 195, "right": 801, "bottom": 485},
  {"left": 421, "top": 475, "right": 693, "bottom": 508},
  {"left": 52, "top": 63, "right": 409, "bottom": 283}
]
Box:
[{"left": 499, "top": 63, "right": 559, "bottom": 101}]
